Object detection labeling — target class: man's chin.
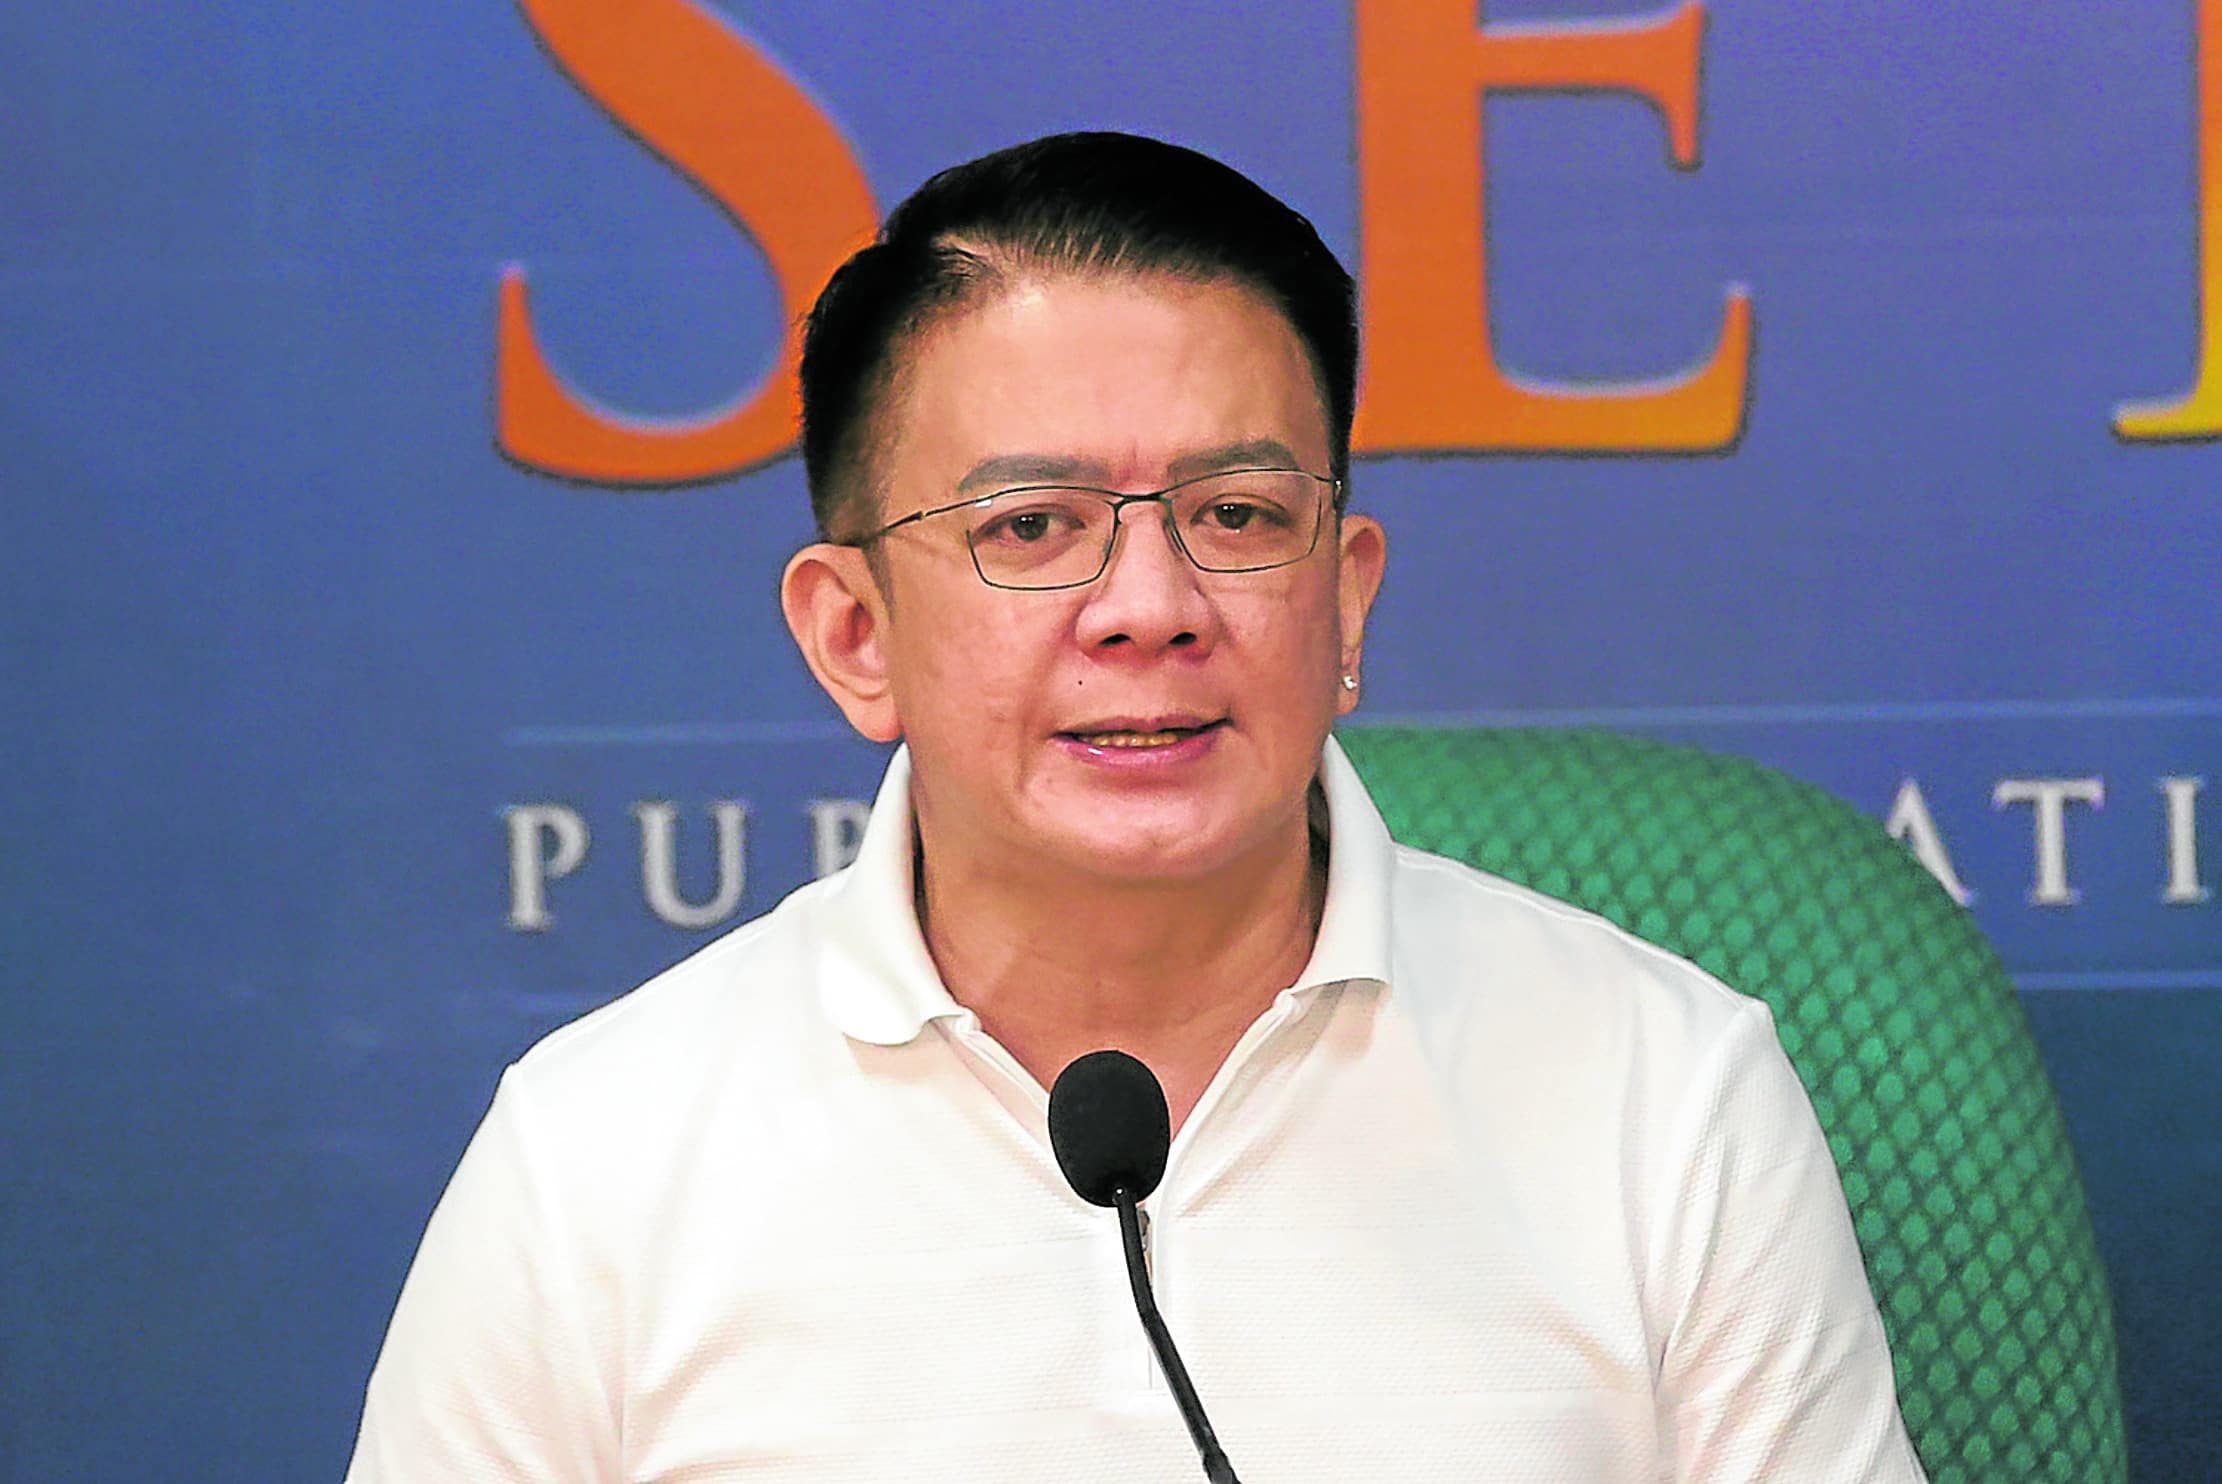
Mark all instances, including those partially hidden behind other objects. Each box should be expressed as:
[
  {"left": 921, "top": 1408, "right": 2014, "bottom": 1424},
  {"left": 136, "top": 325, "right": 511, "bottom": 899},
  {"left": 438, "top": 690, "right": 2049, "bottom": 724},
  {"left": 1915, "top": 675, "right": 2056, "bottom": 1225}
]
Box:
[{"left": 1028, "top": 803, "right": 1286, "bottom": 888}]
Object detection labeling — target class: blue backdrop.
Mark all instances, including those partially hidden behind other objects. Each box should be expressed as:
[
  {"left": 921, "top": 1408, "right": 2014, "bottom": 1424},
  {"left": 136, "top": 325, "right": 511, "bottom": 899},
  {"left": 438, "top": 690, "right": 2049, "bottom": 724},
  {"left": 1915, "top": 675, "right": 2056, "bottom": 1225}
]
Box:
[{"left": 3, "top": 1, "right": 2217, "bottom": 1478}]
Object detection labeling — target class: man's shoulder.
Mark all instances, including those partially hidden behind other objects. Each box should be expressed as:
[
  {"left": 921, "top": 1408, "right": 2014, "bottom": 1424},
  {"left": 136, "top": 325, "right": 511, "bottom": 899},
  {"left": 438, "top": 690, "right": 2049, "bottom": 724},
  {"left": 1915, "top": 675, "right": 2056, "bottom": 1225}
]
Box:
[
  {"left": 505, "top": 874, "right": 839, "bottom": 1110},
  {"left": 1383, "top": 839, "right": 1763, "bottom": 1061}
]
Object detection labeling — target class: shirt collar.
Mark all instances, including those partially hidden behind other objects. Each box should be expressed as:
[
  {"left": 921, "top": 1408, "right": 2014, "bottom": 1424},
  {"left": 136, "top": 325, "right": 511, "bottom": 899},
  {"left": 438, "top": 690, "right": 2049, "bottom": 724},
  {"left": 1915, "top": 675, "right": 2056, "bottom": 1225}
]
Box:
[
  {"left": 1295, "top": 733, "right": 1397, "bottom": 996},
  {"left": 814, "top": 734, "right": 1397, "bottom": 1047}
]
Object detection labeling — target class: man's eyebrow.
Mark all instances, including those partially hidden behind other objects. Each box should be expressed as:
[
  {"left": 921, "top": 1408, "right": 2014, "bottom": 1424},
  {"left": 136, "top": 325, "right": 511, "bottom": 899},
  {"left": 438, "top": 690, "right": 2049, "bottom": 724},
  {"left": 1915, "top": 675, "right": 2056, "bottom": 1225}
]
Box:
[
  {"left": 1166, "top": 439, "right": 1303, "bottom": 481},
  {"left": 955, "top": 439, "right": 1308, "bottom": 495},
  {"left": 956, "top": 454, "right": 1109, "bottom": 495}
]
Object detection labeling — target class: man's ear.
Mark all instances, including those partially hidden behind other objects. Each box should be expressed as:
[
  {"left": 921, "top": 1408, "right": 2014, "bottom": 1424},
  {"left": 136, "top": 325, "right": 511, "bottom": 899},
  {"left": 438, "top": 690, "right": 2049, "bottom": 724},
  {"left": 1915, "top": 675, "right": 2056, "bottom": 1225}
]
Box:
[
  {"left": 780, "top": 543, "right": 903, "bottom": 743},
  {"left": 1333, "top": 513, "right": 1387, "bottom": 718}
]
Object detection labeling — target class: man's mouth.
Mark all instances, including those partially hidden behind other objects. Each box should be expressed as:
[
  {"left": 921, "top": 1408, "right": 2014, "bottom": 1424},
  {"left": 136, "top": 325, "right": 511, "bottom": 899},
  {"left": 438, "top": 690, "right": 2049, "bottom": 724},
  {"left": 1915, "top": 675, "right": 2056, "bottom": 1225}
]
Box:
[{"left": 1062, "top": 720, "right": 1223, "bottom": 749}]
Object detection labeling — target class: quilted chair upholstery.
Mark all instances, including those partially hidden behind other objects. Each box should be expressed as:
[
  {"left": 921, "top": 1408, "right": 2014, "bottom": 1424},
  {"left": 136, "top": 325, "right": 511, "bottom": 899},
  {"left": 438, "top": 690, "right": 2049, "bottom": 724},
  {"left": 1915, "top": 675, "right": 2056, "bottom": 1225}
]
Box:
[{"left": 1337, "top": 726, "right": 2127, "bottom": 1484}]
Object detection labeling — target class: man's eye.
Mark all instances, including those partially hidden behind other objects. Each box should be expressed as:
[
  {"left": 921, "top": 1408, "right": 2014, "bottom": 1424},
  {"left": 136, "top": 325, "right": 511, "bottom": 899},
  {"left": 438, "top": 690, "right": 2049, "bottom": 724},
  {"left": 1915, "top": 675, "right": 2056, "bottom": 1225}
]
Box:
[
  {"left": 977, "top": 507, "right": 1079, "bottom": 545},
  {"left": 1200, "top": 500, "right": 1284, "bottom": 532}
]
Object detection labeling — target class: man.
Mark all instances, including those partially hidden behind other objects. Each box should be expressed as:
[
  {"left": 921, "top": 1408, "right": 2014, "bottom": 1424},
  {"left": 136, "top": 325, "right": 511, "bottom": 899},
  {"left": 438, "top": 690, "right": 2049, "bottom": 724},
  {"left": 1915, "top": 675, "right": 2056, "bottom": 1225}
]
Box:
[{"left": 348, "top": 132, "right": 1925, "bottom": 1481}]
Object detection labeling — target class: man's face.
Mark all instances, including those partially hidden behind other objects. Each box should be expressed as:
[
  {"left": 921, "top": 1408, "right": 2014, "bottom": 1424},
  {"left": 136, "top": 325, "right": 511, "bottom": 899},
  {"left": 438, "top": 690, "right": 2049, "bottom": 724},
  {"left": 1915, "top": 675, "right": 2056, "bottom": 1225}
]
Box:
[{"left": 837, "top": 270, "right": 1383, "bottom": 887}]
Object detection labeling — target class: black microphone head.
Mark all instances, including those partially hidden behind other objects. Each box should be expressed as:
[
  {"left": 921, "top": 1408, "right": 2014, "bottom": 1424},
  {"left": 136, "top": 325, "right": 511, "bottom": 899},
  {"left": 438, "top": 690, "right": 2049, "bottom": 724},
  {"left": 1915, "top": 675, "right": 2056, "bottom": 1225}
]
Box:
[{"left": 1048, "top": 1049, "right": 1171, "bottom": 1207}]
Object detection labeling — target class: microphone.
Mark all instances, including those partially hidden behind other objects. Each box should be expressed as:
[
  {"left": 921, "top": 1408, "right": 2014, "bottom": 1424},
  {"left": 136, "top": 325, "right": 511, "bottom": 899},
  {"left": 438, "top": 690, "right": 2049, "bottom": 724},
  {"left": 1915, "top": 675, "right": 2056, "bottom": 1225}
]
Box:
[{"left": 1048, "top": 1050, "right": 1241, "bottom": 1484}]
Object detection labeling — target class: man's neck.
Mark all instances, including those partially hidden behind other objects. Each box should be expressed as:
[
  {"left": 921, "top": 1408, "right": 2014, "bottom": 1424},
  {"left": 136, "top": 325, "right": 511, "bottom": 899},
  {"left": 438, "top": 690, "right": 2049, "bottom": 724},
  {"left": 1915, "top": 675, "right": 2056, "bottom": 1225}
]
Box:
[{"left": 913, "top": 812, "right": 1326, "bottom": 1135}]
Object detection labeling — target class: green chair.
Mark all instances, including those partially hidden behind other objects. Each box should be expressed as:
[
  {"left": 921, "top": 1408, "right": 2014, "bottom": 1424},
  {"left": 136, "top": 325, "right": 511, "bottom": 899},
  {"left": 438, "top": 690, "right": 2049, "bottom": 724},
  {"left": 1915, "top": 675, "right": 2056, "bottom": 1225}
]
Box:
[{"left": 1337, "top": 726, "right": 2127, "bottom": 1484}]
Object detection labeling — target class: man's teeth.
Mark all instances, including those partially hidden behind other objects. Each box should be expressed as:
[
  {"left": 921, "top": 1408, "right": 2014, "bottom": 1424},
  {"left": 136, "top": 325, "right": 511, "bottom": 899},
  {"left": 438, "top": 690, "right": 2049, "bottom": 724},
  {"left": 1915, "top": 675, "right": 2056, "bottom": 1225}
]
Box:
[{"left": 1077, "top": 728, "right": 1193, "bottom": 748}]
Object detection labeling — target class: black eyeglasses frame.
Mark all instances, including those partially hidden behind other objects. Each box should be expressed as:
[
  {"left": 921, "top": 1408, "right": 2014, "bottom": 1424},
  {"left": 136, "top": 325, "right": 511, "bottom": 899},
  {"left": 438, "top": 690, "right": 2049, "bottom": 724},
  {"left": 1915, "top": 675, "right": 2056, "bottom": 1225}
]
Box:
[{"left": 846, "top": 467, "right": 1342, "bottom": 592}]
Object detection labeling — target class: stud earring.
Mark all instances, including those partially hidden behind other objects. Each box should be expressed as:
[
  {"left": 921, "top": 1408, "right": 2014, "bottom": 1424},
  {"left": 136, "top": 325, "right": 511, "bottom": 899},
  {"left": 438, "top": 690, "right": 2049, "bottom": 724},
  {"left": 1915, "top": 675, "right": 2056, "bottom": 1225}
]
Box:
[{"left": 1341, "top": 674, "right": 1359, "bottom": 692}]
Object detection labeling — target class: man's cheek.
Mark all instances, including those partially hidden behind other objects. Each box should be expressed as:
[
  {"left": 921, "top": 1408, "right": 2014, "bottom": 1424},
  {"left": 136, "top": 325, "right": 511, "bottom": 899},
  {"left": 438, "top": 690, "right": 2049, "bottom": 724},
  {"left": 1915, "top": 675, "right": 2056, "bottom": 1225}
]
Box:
[{"left": 948, "top": 665, "right": 1028, "bottom": 734}]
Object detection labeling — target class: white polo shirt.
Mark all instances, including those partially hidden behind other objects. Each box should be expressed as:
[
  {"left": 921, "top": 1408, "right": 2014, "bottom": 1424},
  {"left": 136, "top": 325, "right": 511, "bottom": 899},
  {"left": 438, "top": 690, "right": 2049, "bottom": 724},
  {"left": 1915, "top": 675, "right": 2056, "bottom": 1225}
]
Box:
[{"left": 348, "top": 739, "right": 1925, "bottom": 1483}]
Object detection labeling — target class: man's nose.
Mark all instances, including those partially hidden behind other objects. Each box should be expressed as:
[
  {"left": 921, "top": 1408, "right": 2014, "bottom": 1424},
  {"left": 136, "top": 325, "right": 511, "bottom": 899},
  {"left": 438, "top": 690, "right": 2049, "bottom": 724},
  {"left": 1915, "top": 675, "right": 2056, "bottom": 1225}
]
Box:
[{"left": 1077, "top": 500, "right": 1215, "bottom": 650}]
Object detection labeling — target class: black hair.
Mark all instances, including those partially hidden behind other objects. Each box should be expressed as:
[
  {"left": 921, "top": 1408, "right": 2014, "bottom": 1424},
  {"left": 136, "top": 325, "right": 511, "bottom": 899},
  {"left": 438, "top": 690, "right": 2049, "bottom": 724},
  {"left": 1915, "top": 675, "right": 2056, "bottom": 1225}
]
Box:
[{"left": 797, "top": 131, "right": 1357, "bottom": 539}]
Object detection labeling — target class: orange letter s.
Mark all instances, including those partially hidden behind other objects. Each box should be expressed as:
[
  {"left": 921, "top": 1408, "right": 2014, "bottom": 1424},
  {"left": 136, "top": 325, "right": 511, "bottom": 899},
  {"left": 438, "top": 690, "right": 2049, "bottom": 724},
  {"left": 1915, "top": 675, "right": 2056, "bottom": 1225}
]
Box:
[{"left": 499, "top": 0, "right": 877, "bottom": 484}]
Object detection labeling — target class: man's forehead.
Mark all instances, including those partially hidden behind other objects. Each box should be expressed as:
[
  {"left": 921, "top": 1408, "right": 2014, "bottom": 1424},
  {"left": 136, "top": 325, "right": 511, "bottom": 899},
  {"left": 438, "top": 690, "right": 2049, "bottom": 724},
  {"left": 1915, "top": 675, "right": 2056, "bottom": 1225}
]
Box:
[{"left": 857, "top": 267, "right": 1329, "bottom": 526}]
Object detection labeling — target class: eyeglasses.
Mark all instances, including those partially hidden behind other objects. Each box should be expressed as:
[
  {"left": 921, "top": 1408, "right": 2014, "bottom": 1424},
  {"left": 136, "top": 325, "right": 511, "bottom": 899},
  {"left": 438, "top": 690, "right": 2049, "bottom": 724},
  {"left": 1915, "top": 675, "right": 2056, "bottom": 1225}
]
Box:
[{"left": 851, "top": 467, "right": 1340, "bottom": 591}]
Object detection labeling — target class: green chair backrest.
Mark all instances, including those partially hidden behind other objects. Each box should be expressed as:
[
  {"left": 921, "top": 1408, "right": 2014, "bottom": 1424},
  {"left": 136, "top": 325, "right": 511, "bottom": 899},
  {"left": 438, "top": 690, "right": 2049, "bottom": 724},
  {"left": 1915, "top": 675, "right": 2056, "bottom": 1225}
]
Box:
[{"left": 1337, "top": 726, "right": 2127, "bottom": 1484}]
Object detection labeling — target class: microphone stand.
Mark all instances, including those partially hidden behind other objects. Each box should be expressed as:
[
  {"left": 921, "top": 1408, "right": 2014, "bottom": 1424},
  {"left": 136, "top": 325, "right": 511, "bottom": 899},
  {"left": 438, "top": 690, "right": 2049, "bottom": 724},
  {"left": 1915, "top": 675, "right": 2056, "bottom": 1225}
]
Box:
[{"left": 1115, "top": 1189, "right": 1241, "bottom": 1484}]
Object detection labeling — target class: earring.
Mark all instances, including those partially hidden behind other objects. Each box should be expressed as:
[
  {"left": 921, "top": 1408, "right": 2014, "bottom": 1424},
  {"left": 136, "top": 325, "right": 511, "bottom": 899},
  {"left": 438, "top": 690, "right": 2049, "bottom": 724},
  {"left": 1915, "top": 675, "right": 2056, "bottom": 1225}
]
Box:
[{"left": 1341, "top": 674, "right": 1359, "bottom": 692}]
